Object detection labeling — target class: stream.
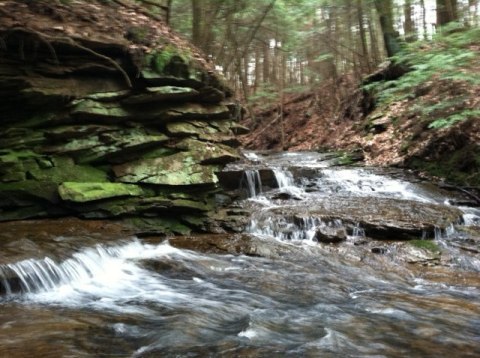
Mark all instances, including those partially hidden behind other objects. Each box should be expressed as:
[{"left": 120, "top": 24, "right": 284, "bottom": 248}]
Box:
[{"left": 1, "top": 151, "right": 480, "bottom": 357}]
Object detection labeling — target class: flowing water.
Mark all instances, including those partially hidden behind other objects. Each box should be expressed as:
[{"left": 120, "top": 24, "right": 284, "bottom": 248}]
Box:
[{"left": 1, "top": 151, "right": 480, "bottom": 357}]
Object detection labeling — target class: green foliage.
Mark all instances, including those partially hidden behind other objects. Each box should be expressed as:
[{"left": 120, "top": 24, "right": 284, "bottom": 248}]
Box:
[
  {"left": 428, "top": 109, "right": 480, "bottom": 129},
  {"left": 365, "top": 26, "right": 480, "bottom": 129},
  {"left": 248, "top": 84, "right": 278, "bottom": 107},
  {"left": 408, "top": 240, "right": 440, "bottom": 252},
  {"left": 148, "top": 45, "right": 192, "bottom": 74}
]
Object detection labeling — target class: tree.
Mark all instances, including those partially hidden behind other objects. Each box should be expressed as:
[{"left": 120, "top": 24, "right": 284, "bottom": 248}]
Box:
[
  {"left": 374, "top": 0, "right": 402, "bottom": 57},
  {"left": 404, "top": 0, "right": 416, "bottom": 41},
  {"left": 437, "top": 0, "right": 459, "bottom": 26}
]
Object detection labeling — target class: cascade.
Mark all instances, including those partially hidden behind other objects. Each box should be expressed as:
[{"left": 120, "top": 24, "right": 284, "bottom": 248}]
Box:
[
  {"left": 0, "top": 241, "right": 188, "bottom": 296},
  {"left": 1, "top": 151, "right": 480, "bottom": 357},
  {"left": 272, "top": 169, "right": 295, "bottom": 188},
  {"left": 241, "top": 170, "right": 263, "bottom": 197}
]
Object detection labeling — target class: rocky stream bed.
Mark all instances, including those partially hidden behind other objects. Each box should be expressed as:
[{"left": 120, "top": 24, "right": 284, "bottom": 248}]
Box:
[{"left": 1, "top": 151, "right": 479, "bottom": 357}]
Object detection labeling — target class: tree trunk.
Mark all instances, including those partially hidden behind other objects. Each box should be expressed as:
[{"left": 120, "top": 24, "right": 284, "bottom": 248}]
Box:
[
  {"left": 404, "top": 0, "right": 416, "bottom": 41},
  {"left": 374, "top": 0, "right": 401, "bottom": 57},
  {"left": 368, "top": 7, "right": 381, "bottom": 66},
  {"left": 437, "top": 0, "right": 459, "bottom": 26},
  {"left": 420, "top": 0, "right": 429, "bottom": 39},
  {"left": 191, "top": 0, "right": 202, "bottom": 47},
  {"left": 263, "top": 41, "right": 270, "bottom": 84},
  {"left": 357, "top": 0, "right": 371, "bottom": 73}
]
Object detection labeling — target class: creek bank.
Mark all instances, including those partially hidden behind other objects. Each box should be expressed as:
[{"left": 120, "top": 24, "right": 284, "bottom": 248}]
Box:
[
  {"left": 0, "top": 0, "right": 243, "bottom": 234},
  {"left": 241, "top": 29, "right": 480, "bottom": 190}
]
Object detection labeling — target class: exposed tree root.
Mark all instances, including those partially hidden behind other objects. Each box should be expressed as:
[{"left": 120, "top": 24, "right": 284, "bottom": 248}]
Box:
[
  {"left": 1, "top": 27, "right": 132, "bottom": 88},
  {"left": 3, "top": 27, "right": 59, "bottom": 64}
]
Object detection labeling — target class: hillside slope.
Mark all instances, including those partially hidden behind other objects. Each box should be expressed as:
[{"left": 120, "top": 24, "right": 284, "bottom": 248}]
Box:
[{"left": 241, "top": 27, "right": 480, "bottom": 187}]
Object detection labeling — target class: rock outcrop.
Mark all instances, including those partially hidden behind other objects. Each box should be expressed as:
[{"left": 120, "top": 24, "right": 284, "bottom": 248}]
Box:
[{"left": 0, "top": 0, "right": 243, "bottom": 234}]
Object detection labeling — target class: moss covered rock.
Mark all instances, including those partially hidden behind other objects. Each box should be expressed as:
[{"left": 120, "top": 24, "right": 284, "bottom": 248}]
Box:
[
  {"left": 0, "top": 2, "right": 240, "bottom": 234},
  {"left": 58, "top": 182, "right": 147, "bottom": 202},
  {"left": 113, "top": 152, "right": 221, "bottom": 186}
]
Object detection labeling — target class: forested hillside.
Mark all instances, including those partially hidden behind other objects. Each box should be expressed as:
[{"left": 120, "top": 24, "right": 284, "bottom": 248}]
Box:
[{"left": 169, "top": 0, "right": 479, "bottom": 186}]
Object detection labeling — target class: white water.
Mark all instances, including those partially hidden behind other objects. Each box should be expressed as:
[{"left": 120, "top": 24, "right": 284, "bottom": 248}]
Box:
[
  {"left": 1, "top": 151, "right": 480, "bottom": 357},
  {"left": 3, "top": 241, "right": 202, "bottom": 309},
  {"left": 241, "top": 170, "right": 262, "bottom": 197}
]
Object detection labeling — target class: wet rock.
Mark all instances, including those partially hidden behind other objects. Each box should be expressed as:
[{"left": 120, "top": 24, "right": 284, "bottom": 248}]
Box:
[
  {"left": 315, "top": 227, "right": 347, "bottom": 243},
  {"left": 270, "top": 196, "right": 462, "bottom": 240},
  {"left": 139, "top": 258, "right": 198, "bottom": 280},
  {"left": 398, "top": 242, "right": 441, "bottom": 265},
  {"left": 0, "top": 267, "right": 23, "bottom": 294},
  {"left": 371, "top": 247, "right": 388, "bottom": 254}
]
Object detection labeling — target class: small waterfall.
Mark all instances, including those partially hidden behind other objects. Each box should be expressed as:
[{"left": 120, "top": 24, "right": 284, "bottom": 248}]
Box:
[
  {"left": 0, "top": 245, "right": 125, "bottom": 294},
  {"left": 351, "top": 224, "right": 366, "bottom": 238},
  {"left": 272, "top": 168, "right": 305, "bottom": 199},
  {"left": 241, "top": 170, "right": 262, "bottom": 197},
  {"left": 273, "top": 169, "right": 294, "bottom": 188},
  {"left": 248, "top": 215, "right": 349, "bottom": 243},
  {"left": 0, "top": 240, "right": 188, "bottom": 296}
]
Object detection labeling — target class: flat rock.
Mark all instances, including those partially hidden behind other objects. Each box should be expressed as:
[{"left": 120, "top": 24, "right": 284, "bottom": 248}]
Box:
[
  {"left": 123, "top": 86, "right": 199, "bottom": 105},
  {"left": 58, "top": 182, "right": 146, "bottom": 202},
  {"left": 259, "top": 196, "right": 463, "bottom": 240},
  {"left": 113, "top": 151, "right": 221, "bottom": 186}
]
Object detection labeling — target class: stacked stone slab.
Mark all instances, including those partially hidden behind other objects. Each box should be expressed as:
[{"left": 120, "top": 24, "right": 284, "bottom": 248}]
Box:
[{"left": 0, "top": 1, "right": 248, "bottom": 234}]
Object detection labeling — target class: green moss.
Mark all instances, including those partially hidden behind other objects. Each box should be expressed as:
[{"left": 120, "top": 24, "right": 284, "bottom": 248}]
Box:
[
  {"left": 29, "top": 157, "right": 108, "bottom": 183},
  {"left": 0, "top": 180, "right": 59, "bottom": 202},
  {"left": 58, "top": 182, "right": 147, "bottom": 202},
  {"left": 408, "top": 239, "right": 440, "bottom": 252},
  {"left": 409, "top": 145, "right": 480, "bottom": 186},
  {"left": 149, "top": 45, "right": 191, "bottom": 75}
]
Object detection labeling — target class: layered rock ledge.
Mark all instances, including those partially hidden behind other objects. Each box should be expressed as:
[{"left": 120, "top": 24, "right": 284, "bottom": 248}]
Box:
[{"left": 0, "top": 0, "right": 244, "bottom": 234}]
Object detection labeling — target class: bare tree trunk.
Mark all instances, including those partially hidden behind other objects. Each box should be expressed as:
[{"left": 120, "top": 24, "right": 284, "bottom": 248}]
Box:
[
  {"left": 191, "top": 0, "right": 202, "bottom": 47},
  {"left": 253, "top": 45, "right": 261, "bottom": 93},
  {"left": 263, "top": 41, "right": 270, "bottom": 84},
  {"left": 420, "top": 0, "right": 429, "bottom": 39},
  {"left": 357, "top": 0, "right": 371, "bottom": 73},
  {"left": 404, "top": 0, "right": 416, "bottom": 41},
  {"left": 368, "top": 6, "right": 381, "bottom": 66},
  {"left": 374, "top": 0, "right": 402, "bottom": 57},
  {"left": 437, "top": 0, "right": 459, "bottom": 26}
]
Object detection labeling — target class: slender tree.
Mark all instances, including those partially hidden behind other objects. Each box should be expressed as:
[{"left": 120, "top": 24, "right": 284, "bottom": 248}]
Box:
[
  {"left": 374, "top": 0, "right": 402, "bottom": 57},
  {"left": 437, "top": 0, "right": 459, "bottom": 26}
]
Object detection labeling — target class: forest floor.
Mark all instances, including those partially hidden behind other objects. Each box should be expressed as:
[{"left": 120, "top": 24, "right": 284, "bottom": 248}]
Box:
[
  {"left": 240, "top": 35, "right": 480, "bottom": 187},
  {"left": 0, "top": 0, "right": 213, "bottom": 70}
]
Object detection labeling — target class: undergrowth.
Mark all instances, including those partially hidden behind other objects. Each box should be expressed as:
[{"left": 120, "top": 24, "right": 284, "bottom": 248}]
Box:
[{"left": 365, "top": 24, "right": 480, "bottom": 129}]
